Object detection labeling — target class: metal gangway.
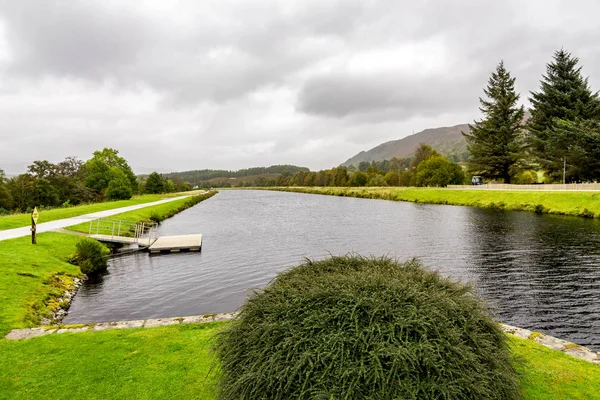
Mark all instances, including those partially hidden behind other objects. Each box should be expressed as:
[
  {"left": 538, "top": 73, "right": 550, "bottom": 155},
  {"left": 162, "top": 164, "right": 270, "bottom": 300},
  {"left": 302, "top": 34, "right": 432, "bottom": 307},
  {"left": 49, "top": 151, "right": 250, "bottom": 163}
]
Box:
[{"left": 88, "top": 218, "right": 159, "bottom": 247}]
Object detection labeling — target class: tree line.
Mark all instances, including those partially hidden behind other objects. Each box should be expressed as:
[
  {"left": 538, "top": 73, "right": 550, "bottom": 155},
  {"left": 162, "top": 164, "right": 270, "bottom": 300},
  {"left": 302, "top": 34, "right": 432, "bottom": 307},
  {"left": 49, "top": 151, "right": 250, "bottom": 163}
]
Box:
[
  {"left": 237, "top": 144, "right": 464, "bottom": 188},
  {"left": 0, "top": 148, "right": 189, "bottom": 214},
  {"left": 164, "top": 165, "right": 309, "bottom": 185},
  {"left": 464, "top": 49, "right": 600, "bottom": 183}
]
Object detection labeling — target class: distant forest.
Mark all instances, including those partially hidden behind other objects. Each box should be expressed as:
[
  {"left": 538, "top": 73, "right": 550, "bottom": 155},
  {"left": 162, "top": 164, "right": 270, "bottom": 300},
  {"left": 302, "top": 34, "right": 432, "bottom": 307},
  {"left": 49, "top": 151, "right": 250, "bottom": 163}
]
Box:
[
  {"left": 164, "top": 165, "right": 309, "bottom": 186},
  {"left": 0, "top": 148, "right": 190, "bottom": 214}
]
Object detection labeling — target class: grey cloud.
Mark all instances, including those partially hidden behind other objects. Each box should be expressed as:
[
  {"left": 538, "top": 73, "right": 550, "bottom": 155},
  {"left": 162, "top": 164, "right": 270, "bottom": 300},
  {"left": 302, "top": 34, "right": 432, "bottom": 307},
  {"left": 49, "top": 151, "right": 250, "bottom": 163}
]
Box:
[
  {"left": 2, "top": 0, "right": 600, "bottom": 173},
  {"left": 0, "top": 0, "right": 491, "bottom": 105},
  {"left": 0, "top": 0, "right": 371, "bottom": 104},
  {"left": 0, "top": 1, "right": 158, "bottom": 79},
  {"left": 297, "top": 72, "right": 483, "bottom": 120}
]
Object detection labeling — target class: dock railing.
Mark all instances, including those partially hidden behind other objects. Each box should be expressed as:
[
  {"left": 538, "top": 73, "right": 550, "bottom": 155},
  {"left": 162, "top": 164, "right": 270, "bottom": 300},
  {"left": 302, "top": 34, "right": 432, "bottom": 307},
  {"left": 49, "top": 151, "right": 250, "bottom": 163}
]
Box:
[{"left": 88, "top": 218, "right": 159, "bottom": 247}]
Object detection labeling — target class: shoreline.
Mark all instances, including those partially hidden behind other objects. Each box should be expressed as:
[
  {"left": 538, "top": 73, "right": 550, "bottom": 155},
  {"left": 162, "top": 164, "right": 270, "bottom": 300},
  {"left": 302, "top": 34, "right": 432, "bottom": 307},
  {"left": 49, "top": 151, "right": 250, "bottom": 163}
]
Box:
[
  {"left": 7, "top": 312, "right": 599, "bottom": 365},
  {"left": 255, "top": 186, "right": 600, "bottom": 219}
]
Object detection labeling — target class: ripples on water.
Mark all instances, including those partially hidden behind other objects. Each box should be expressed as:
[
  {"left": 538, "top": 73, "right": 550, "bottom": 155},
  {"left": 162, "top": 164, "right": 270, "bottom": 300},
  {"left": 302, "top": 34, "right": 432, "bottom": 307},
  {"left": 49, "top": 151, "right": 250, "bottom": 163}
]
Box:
[{"left": 65, "top": 190, "right": 600, "bottom": 350}]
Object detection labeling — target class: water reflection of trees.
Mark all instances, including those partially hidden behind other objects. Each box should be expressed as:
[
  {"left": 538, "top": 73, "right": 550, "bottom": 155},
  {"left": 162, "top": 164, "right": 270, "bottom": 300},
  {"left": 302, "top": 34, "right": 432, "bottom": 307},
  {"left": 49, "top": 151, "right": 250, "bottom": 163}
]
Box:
[{"left": 463, "top": 208, "right": 600, "bottom": 348}]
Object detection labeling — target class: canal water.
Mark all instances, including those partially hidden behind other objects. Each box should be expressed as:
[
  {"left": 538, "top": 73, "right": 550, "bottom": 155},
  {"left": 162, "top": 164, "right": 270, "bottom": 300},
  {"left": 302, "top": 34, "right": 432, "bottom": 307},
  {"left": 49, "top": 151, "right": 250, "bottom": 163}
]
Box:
[{"left": 64, "top": 190, "right": 600, "bottom": 350}]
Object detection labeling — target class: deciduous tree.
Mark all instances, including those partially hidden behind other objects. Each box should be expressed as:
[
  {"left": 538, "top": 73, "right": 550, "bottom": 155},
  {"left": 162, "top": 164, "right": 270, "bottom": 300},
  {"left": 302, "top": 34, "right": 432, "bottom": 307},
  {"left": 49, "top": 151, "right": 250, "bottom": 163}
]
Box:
[
  {"left": 85, "top": 148, "right": 137, "bottom": 196},
  {"left": 0, "top": 169, "right": 13, "bottom": 211},
  {"left": 7, "top": 174, "right": 36, "bottom": 210},
  {"left": 145, "top": 172, "right": 165, "bottom": 194},
  {"left": 410, "top": 144, "right": 439, "bottom": 170},
  {"left": 350, "top": 171, "right": 367, "bottom": 186},
  {"left": 105, "top": 169, "right": 133, "bottom": 200},
  {"left": 383, "top": 171, "right": 400, "bottom": 186},
  {"left": 416, "top": 156, "right": 465, "bottom": 187}
]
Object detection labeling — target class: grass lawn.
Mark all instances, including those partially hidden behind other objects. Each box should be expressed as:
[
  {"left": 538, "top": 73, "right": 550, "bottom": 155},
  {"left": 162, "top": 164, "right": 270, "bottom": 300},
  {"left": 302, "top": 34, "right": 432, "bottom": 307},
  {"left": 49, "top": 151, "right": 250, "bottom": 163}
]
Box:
[
  {"left": 0, "top": 233, "right": 83, "bottom": 337},
  {"left": 0, "top": 323, "right": 598, "bottom": 400},
  {"left": 509, "top": 336, "right": 600, "bottom": 399},
  {"left": 0, "top": 194, "right": 168, "bottom": 231},
  {"left": 0, "top": 323, "right": 221, "bottom": 400},
  {"left": 266, "top": 187, "right": 600, "bottom": 218}
]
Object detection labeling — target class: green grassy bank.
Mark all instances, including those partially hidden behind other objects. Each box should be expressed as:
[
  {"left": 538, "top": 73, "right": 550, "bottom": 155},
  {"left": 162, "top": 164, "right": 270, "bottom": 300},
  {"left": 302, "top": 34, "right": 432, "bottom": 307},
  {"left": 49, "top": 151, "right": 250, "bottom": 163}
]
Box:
[
  {"left": 264, "top": 187, "right": 600, "bottom": 219},
  {"left": 0, "top": 191, "right": 217, "bottom": 337},
  {"left": 0, "top": 232, "right": 83, "bottom": 336},
  {"left": 0, "top": 323, "right": 221, "bottom": 400},
  {"left": 0, "top": 193, "right": 178, "bottom": 231},
  {"left": 65, "top": 190, "right": 216, "bottom": 234},
  {"left": 0, "top": 322, "right": 598, "bottom": 400}
]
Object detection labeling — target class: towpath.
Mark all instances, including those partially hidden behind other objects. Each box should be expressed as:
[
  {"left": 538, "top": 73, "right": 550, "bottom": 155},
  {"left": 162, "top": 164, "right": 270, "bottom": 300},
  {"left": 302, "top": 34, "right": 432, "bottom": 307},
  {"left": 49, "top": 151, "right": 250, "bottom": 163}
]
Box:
[{"left": 0, "top": 195, "right": 190, "bottom": 242}]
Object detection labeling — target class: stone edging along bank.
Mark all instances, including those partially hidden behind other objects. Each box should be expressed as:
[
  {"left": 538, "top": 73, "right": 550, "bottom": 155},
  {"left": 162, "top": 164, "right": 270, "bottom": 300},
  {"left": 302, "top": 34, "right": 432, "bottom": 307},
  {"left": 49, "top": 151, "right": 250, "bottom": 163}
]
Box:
[
  {"left": 6, "top": 313, "right": 236, "bottom": 340},
  {"left": 5, "top": 313, "right": 599, "bottom": 366},
  {"left": 501, "top": 324, "right": 599, "bottom": 365}
]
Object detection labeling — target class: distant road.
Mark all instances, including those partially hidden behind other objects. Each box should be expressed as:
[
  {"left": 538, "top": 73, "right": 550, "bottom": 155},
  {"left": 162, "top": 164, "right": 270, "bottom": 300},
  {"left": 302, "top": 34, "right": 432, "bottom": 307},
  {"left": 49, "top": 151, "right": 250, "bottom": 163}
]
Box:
[{"left": 0, "top": 196, "right": 190, "bottom": 242}]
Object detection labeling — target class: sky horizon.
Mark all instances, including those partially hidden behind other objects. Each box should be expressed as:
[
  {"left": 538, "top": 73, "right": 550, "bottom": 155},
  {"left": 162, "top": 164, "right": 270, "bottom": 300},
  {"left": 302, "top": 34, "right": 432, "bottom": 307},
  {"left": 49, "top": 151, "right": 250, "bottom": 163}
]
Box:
[{"left": 1, "top": 0, "right": 599, "bottom": 175}]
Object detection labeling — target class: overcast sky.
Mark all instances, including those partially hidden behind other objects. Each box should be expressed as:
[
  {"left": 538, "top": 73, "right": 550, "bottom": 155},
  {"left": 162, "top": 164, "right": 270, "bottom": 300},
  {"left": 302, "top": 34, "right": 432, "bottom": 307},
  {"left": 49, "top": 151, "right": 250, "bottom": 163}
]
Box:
[{"left": 1, "top": 0, "right": 599, "bottom": 174}]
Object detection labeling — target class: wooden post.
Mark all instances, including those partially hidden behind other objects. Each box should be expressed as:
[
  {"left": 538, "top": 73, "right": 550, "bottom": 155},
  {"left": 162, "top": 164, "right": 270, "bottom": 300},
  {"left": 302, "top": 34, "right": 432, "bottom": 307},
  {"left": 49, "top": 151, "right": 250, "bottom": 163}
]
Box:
[{"left": 31, "top": 216, "right": 36, "bottom": 245}]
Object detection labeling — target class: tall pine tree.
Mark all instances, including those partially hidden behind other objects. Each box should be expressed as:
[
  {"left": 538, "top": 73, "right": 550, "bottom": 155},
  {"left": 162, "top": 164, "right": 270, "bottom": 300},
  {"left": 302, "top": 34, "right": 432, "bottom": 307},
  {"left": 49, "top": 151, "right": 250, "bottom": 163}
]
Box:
[
  {"left": 546, "top": 119, "right": 600, "bottom": 182},
  {"left": 528, "top": 49, "right": 600, "bottom": 180},
  {"left": 464, "top": 61, "right": 525, "bottom": 183}
]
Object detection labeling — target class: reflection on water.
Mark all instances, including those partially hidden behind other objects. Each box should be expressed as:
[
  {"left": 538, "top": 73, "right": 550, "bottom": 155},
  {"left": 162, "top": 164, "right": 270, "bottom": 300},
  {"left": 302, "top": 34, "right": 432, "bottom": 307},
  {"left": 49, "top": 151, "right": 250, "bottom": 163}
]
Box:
[{"left": 65, "top": 190, "right": 600, "bottom": 350}]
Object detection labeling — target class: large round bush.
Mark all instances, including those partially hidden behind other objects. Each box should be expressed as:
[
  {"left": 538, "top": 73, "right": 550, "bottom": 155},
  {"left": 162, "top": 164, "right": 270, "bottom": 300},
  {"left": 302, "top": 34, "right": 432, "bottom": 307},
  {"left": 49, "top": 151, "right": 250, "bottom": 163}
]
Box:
[{"left": 215, "top": 256, "right": 519, "bottom": 399}]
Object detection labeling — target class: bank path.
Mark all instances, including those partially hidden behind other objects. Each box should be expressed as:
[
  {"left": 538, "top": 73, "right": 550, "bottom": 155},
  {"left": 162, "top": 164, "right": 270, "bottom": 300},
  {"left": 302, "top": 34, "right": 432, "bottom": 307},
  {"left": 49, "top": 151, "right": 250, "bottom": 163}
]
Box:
[{"left": 0, "top": 195, "right": 191, "bottom": 242}]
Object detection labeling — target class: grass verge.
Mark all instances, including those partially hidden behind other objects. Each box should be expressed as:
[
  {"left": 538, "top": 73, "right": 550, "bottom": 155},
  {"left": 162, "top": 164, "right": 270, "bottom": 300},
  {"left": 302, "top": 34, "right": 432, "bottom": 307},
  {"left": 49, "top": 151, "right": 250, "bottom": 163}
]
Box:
[
  {"left": 0, "top": 323, "right": 598, "bottom": 400},
  {"left": 509, "top": 336, "right": 600, "bottom": 399},
  {"left": 0, "top": 233, "right": 83, "bottom": 337},
  {"left": 0, "top": 323, "right": 221, "bottom": 400},
  {"left": 0, "top": 194, "right": 167, "bottom": 231},
  {"left": 264, "top": 187, "right": 600, "bottom": 219},
  {"left": 65, "top": 190, "right": 217, "bottom": 234}
]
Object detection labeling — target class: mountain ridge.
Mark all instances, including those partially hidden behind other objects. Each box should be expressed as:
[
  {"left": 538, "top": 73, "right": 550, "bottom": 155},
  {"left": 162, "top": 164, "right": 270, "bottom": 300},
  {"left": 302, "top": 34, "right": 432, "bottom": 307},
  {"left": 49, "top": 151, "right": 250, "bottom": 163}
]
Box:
[{"left": 341, "top": 123, "right": 470, "bottom": 166}]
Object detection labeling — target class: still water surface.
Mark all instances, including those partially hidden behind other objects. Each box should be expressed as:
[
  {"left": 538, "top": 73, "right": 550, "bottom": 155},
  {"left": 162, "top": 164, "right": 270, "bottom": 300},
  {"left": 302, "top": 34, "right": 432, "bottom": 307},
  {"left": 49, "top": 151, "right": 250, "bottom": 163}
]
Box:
[{"left": 65, "top": 190, "right": 600, "bottom": 350}]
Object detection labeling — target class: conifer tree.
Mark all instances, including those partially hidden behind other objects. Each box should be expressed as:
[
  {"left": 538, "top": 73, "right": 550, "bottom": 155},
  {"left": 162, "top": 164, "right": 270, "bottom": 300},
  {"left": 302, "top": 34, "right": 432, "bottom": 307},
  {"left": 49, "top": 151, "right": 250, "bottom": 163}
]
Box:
[
  {"left": 464, "top": 61, "right": 524, "bottom": 183},
  {"left": 528, "top": 49, "right": 600, "bottom": 180},
  {"left": 547, "top": 119, "right": 600, "bottom": 182}
]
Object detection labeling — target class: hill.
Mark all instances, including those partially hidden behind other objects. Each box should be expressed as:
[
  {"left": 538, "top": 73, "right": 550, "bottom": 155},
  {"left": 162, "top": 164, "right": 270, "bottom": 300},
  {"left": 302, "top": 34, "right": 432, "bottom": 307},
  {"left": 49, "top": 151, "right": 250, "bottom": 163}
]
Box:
[
  {"left": 164, "top": 165, "right": 309, "bottom": 186},
  {"left": 342, "top": 124, "right": 470, "bottom": 167}
]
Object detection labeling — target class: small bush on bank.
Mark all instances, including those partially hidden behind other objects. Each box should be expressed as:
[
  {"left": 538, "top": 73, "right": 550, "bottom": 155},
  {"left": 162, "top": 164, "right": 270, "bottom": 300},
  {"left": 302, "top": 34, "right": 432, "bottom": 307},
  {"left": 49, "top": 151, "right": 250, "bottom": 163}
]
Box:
[
  {"left": 513, "top": 170, "right": 539, "bottom": 184},
  {"left": 149, "top": 210, "right": 164, "bottom": 223},
  {"left": 215, "top": 255, "right": 520, "bottom": 400},
  {"left": 580, "top": 208, "right": 595, "bottom": 218},
  {"left": 69, "top": 238, "right": 110, "bottom": 275}
]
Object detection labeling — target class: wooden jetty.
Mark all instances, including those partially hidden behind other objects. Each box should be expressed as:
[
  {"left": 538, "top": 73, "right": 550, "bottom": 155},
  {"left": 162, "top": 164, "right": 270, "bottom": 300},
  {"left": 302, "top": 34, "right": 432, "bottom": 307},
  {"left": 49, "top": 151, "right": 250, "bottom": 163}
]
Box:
[
  {"left": 87, "top": 218, "right": 202, "bottom": 255},
  {"left": 148, "top": 234, "right": 203, "bottom": 254},
  {"left": 89, "top": 234, "right": 138, "bottom": 245}
]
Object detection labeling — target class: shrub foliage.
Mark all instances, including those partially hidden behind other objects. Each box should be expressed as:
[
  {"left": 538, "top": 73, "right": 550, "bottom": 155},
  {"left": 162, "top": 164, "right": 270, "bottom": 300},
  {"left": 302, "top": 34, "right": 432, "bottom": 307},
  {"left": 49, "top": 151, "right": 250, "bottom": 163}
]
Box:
[
  {"left": 69, "top": 238, "right": 110, "bottom": 275},
  {"left": 215, "top": 255, "right": 520, "bottom": 400}
]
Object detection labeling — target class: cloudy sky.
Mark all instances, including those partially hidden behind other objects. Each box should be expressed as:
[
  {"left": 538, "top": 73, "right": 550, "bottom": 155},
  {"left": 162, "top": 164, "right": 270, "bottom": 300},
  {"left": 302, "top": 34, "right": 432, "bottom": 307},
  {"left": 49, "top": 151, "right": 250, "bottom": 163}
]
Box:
[{"left": 1, "top": 0, "right": 599, "bottom": 174}]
